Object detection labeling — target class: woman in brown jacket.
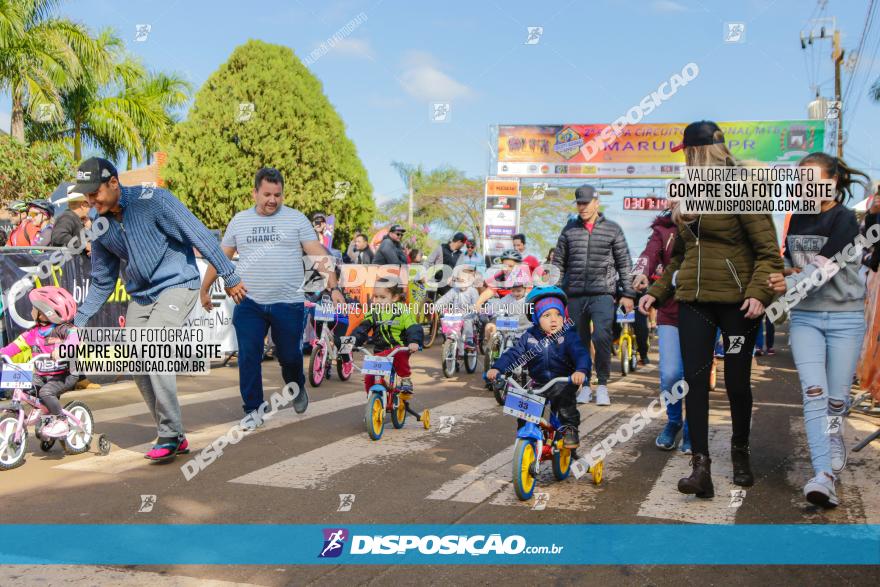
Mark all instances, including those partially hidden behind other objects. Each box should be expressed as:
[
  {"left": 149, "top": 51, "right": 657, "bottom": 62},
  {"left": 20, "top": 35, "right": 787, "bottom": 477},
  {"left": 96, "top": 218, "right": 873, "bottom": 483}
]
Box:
[{"left": 639, "top": 121, "right": 783, "bottom": 498}]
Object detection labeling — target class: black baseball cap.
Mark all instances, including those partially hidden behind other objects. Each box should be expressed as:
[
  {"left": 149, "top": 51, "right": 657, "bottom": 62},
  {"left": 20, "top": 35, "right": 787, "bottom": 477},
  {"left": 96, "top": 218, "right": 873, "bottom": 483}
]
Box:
[
  {"left": 452, "top": 232, "right": 467, "bottom": 243},
  {"left": 73, "top": 157, "right": 118, "bottom": 194},
  {"left": 670, "top": 120, "right": 724, "bottom": 152},
  {"left": 389, "top": 223, "right": 406, "bottom": 233},
  {"left": 575, "top": 185, "right": 598, "bottom": 203}
]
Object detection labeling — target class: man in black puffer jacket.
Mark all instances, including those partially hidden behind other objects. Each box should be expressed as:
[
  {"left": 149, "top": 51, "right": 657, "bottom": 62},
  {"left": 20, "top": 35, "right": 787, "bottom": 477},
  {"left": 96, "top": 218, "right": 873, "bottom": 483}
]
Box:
[{"left": 552, "top": 185, "right": 636, "bottom": 406}]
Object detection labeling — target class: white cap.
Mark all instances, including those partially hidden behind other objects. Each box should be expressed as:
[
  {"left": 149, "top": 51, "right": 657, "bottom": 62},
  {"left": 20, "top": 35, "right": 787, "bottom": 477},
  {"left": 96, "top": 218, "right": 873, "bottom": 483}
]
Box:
[{"left": 54, "top": 184, "right": 87, "bottom": 205}]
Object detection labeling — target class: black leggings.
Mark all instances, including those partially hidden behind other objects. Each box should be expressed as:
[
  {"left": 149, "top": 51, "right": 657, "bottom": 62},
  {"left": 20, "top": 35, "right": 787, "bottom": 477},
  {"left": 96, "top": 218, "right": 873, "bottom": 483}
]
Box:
[
  {"left": 679, "top": 302, "right": 760, "bottom": 455},
  {"left": 34, "top": 373, "right": 79, "bottom": 415}
]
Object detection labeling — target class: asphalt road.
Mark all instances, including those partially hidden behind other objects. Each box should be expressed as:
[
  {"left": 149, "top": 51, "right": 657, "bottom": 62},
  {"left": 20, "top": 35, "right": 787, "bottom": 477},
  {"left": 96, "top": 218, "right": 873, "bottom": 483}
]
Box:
[{"left": 1, "top": 328, "right": 878, "bottom": 586}]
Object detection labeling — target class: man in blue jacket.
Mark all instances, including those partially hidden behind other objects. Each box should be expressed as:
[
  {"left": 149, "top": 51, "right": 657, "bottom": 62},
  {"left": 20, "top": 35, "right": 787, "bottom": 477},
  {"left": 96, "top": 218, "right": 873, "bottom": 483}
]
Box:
[
  {"left": 72, "top": 157, "right": 247, "bottom": 462},
  {"left": 487, "top": 286, "right": 590, "bottom": 448}
]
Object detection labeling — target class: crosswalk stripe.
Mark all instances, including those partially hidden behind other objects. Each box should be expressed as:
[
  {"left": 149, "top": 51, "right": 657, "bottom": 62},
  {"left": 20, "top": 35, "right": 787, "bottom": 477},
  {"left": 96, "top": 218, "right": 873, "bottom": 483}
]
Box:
[
  {"left": 636, "top": 409, "right": 742, "bottom": 524},
  {"left": 55, "top": 390, "right": 364, "bottom": 474},
  {"left": 426, "top": 402, "right": 633, "bottom": 508},
  {"left": 91, "top": 385, "right": 243, "bottom": 422},
  {"left": 230, "top": 396, "right": 499, "bottom": 490}
]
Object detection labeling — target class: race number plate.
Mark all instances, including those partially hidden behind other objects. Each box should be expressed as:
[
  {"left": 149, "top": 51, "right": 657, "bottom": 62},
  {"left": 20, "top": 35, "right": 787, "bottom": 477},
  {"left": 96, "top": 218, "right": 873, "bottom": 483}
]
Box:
[
  {"left": 502, "top": 390, "right": 546, "bottom": 424},
  {"left": 314, "top": 303, "right": 335, "bottom": 322},
  {"left": 616, "top": 310, "right": 635, "bottom": 323},
  {"left": 1, "top": 363, "right": 33, "bottom": 389},
  {"left": 362, "top": 355, "right": 393, "bottom": 376},
  {"left": 496, "top": 317, "right": 519, "bottom": 331}
]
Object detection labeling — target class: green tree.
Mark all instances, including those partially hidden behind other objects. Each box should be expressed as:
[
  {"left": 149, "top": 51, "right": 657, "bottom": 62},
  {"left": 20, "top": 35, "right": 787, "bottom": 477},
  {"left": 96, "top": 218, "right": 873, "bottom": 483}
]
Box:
[
  {"left": 0, "top": 0, "right": 108, "bottom": 142},
  {"left": 26, "top": 28, "right": 191, "bottom": 164},
  {"left": 164, "top": 40, "right": 375, "bottom": 240},
  {"left": 387, "top": 162, "right": 482, "bottom": 246},
  {"left": 0, "top": 133, "right": 73, "bottom": 204},
  {"left": 518, "top": 184, "right": 572, "bottom": 256},
  {"left": 385, "top": 162, "right": 570, "bottom": 256}
]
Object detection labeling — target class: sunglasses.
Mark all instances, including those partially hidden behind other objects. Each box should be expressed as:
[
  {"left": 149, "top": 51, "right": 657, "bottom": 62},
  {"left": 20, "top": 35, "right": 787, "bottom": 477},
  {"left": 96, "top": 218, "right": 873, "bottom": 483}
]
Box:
[
  {"left": 392, "top": 231, "right": 404, "bottom": 235},
  {"left": 313, "top": 221, "right": 324, "bottom": 226},
  {"left": 27, "top": 210, "right": 44, "bottom": 218}
]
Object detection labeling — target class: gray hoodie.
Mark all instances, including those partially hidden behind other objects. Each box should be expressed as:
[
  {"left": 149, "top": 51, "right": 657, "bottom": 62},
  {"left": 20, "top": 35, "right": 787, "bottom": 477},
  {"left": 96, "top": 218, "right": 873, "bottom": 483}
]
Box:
[{"left": 783, "top": 204, "right": 866, "bottom": 312}]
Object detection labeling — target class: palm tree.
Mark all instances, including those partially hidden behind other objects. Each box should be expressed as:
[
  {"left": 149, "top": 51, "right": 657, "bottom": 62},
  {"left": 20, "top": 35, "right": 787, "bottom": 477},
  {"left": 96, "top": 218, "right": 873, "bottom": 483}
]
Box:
[
  {"left": 0, "top": 0, "right": 108, "bottom": 142},
  {"left": 27, "top": 28, "right": 192, "bottom": 164},
  {"left": 124, "top": 70, "right": 191, "bottom": 166}
]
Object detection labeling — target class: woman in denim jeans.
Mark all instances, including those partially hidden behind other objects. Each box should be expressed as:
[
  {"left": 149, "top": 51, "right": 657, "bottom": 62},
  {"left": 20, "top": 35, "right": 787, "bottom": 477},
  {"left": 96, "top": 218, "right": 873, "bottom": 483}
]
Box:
[
  {"left": 768, "top": 152, "right": 871, "bottom": 508},
  {"left": 633, "top": 206, "right": 690, "bottom": 453}
]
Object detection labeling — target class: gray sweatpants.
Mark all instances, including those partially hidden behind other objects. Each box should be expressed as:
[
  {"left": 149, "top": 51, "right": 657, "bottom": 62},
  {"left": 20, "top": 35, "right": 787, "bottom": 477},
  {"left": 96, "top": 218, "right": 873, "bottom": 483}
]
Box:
[{"left": 125, "top": 287, "right": 198, "bottom": 439}]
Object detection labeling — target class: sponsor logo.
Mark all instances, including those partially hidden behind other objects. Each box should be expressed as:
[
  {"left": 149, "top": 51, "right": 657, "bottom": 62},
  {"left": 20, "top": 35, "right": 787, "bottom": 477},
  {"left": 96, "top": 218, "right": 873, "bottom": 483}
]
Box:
[
  {"left": 319, "top": 528, "right": 348, "bottom": 558},
  {"left": 553, "top": 127, "right": 584, "bottom": 159}
]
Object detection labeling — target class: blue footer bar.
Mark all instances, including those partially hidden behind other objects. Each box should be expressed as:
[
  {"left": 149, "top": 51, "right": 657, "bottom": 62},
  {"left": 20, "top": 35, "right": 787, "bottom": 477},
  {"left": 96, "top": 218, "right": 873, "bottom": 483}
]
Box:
[{"left": 1, "top": 524, "right": 877, "bottom": 565}]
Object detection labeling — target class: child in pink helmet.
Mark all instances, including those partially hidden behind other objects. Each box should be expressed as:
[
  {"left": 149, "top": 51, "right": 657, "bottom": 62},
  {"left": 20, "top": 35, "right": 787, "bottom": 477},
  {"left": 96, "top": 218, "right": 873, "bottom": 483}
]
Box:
[{"left": 0, "top": 287, "right": 79, "bottom": 436}]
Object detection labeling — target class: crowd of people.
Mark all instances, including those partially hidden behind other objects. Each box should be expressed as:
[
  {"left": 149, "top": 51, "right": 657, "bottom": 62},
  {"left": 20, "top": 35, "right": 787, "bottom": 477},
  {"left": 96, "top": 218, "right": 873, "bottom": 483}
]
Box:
[{"left": 2, "top": 119, "right": 879, "bottom": 509}]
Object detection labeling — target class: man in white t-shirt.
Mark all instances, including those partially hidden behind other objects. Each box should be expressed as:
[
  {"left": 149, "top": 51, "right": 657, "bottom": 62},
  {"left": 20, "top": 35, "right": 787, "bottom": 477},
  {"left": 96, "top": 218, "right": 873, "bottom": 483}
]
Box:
[{"left": 200, "top": 168, "right": 345, "bottom": 422}]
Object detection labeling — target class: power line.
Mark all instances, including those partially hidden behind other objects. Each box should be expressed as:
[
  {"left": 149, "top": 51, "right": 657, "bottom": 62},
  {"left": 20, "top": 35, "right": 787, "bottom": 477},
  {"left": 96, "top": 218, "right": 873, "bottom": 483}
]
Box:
[
  {"left": 845, "top": 15, "right": 880, "bottom": 130},
  {"left": 842, "top": 0, "right": 878, "bottom": 108}
]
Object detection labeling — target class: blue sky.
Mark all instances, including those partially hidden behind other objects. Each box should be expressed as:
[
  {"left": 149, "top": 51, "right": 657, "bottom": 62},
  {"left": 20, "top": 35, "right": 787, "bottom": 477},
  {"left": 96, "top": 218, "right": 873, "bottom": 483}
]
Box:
[{"left": 3, "top": 0, "right": 878, "bottom": 249}]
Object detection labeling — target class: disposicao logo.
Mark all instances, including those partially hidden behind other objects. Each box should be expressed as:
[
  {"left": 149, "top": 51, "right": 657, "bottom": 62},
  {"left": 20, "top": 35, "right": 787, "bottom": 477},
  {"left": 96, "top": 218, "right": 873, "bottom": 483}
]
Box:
[{"left": 319, "top": 528, "right": 348, "bottom": 558}]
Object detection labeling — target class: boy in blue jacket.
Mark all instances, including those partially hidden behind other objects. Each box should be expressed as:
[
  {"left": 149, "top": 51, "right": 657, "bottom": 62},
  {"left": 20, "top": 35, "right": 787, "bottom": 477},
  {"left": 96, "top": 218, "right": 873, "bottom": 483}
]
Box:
[{"left": 487, "top": 286, "right": 590, "bottom": 448}]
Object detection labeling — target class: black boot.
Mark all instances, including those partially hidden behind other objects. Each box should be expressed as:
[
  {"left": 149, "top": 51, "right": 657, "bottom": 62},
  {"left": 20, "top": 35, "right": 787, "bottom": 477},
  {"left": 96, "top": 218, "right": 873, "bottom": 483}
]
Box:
[
  {"left": 678, "top": 453, "right": 714, "bottom": 498},
  {"left": 731, "top": 442, "right": 754, "bottom": 487}
]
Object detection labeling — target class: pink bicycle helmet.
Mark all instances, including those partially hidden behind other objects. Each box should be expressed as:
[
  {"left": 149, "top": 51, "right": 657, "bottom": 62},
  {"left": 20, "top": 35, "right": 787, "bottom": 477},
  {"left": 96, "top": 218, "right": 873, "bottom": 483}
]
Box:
[{"left": 29, "top": 287, "right": 77, "bottom": 324}]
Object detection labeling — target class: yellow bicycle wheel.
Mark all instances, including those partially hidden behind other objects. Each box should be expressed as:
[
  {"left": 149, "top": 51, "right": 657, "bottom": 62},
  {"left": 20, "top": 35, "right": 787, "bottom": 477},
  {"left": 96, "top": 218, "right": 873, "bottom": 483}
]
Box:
[
  {"left": 552, "top": 440, "right": 571, "bottom": 481},
  {"left": 364, "top": 394, "right": 385, "bottom": 441},
  {"left": 421, "top": 409, "right": 431, "bottom": 429},
  {"left": 590, "top": 459, "right": 604, "bottom": 485},
  {"left": 513, "top": 439, "right": 537, "bottom": 500}
]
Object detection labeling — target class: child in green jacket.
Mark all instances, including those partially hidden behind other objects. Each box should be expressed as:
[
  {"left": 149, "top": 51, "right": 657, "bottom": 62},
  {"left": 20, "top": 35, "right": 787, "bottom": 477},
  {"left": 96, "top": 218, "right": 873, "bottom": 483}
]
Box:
[{"left": 352, "top": 284, "right": 424, "bottom": 393}]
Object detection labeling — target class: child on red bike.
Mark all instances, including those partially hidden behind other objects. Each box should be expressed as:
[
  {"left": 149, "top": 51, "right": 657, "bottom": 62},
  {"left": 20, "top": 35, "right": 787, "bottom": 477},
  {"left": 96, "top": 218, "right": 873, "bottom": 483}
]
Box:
[
  {"left": 352, "top": 284, "right": 423, "bottom": 394},
  {"left": 486, "top": 286, "right": 589, "bottom": 448},
  {"left": 0, "top": 287, "right": 79, "bottom": 437}
]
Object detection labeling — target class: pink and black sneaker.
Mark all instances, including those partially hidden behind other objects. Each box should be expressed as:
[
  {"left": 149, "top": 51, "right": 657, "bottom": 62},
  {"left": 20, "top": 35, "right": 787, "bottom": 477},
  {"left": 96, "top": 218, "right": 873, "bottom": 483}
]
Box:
[{"left": 145, "top": 437, "right": 190, "bottom": 462}]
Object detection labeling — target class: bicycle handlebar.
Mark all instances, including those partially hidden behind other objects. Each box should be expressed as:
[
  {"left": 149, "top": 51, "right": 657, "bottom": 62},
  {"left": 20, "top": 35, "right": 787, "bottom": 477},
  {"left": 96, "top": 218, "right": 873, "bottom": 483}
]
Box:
[
  {"left": 2, "top": 353, "right": 52, "bottom": 365},
  {"left": 347, "top": 344, "right": 417, "bottom": 357},
  {"left": 497, "top": 375, "right": 571, "bottom": 396}
]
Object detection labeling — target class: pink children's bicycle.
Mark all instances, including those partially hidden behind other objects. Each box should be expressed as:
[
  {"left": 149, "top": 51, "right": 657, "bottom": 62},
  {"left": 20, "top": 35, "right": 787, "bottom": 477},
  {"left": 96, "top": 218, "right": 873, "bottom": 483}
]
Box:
[{"left": 0, "top": 354, "right": 110, "bottom": 471}]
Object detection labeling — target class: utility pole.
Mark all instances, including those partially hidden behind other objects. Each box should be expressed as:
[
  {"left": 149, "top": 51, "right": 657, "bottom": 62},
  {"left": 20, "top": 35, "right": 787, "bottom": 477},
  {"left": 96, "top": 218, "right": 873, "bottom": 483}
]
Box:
[
  {"left": 407, "top": 174, "right": 414, "bottom": 225},
  {"left": 801, "top": 17, "right": 844, "bottom": 157},
  {"left": 832, "top": 28, "right": 844, "bottom": 158}
]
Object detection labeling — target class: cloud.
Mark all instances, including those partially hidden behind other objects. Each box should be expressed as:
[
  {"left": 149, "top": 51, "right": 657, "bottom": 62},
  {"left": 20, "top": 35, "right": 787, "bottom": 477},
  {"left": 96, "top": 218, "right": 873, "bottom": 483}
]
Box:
[
  {"left": 398, "top": 51, "right": 472, "bottom": 101},
  {"left": 329, "top": 37, "right": 374, "bottom": 59},
  {"left": 652, "top": 0, "right": 687, "bottom": 12}
]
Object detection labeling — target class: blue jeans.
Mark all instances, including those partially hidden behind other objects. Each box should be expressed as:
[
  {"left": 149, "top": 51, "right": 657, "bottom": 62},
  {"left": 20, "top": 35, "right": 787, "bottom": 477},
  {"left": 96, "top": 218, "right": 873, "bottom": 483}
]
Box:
[
  {"left": 232, "top": 297, "right": 306, "bottom": 413},
  {"left": 658, "top": 325, "right": 685, "bottom": 424},
  {"left": 789, "top": 310, "right": 865, "bottom": 477}
]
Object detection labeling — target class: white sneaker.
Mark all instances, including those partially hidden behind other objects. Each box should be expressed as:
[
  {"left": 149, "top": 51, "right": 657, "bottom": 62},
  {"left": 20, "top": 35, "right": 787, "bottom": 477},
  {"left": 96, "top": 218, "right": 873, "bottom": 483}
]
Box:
[
  {"left": 42, "top": 416, "right": 69, "bottom": 437},
  {"left": 804, "top": 473, "right": 839, "bottom": 507},
  {"left": 595, "top": 385, "right": 611, "bottom": 406},
  {"left": 576, "top": 386, "right": 592, "bottom": 404},
  {"left": 830, "top": 429, "right": 847, "bottom": 474}
]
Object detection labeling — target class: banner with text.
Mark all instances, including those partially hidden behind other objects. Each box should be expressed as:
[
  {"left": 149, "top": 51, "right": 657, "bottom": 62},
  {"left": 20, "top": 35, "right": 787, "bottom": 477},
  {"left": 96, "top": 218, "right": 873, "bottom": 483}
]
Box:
[{"left": 495, "top": 120, "right": 826, "bottom": 178}]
